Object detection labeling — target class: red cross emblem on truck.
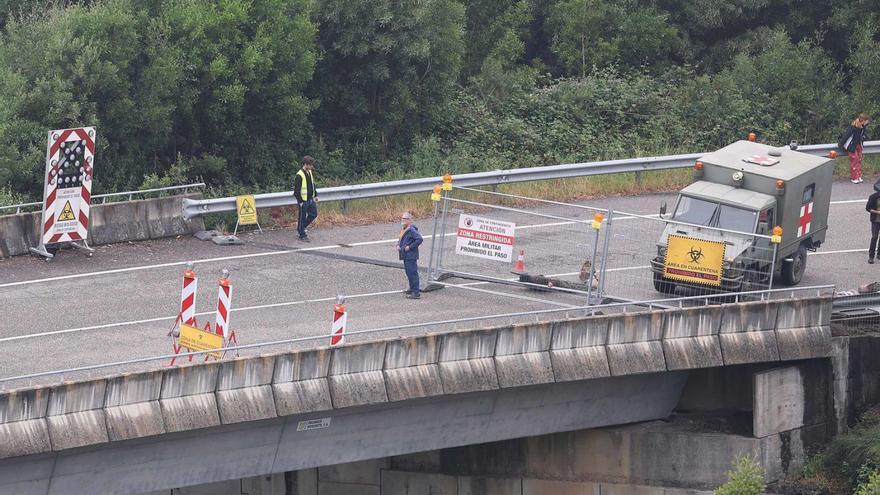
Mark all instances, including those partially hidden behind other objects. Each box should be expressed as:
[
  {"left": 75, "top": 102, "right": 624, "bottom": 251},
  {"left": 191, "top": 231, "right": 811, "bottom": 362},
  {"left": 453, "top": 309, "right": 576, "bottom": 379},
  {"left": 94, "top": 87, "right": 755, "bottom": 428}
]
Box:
[{"left": 797, "top": 201, "right": 813, "bottom": 237}]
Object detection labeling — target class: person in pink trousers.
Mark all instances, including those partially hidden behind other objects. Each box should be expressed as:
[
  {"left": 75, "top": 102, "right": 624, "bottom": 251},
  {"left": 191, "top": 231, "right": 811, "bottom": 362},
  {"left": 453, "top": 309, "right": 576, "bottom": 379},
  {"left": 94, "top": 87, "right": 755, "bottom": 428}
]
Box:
[{"left": 839, "top": 112, "right": 871, "bottom": 183}]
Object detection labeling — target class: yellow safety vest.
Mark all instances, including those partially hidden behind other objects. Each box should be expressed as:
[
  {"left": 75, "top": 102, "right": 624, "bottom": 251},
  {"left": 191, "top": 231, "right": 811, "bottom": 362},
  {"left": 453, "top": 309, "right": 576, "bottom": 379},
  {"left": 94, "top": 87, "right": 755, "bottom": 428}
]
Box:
[{"left": 296, "top": 169, "right": 315, "bottom": 200}]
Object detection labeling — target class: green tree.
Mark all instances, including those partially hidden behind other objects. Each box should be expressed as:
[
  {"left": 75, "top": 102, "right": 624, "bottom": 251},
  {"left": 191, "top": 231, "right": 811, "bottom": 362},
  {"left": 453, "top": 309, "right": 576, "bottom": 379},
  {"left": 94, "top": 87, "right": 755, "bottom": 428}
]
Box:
[
  {"left": 462, "top": 0, "right": 531, "bottom": 76},
  {"left": 0, "top": 0, "right": 317, "bottom": 199},
  {"left": 714, "top": 455, "right": 766, "bottom": 495},
  {"left": 545, "top": 0, "right": 616, "bottom": 76},
  {"left": 462, "top": 0, "right": 534, "bottom": 101},
  {"left": 140, "top": 0, "right": 317, "bottom": 186},
  {"left": 0, "top": 0, "right": 142, "bottom": 196},
  {"left": 545, "top": 0, "right": 679, "bottom": 77},
  {"left": 846, "top": 21, "right": 880, "bottom": 122},
  {"left": 310, "top": 0, "right": 465, "bottom": 173},
  {"left": 713, "top": 29, "right": 845, "bottom": 144}
]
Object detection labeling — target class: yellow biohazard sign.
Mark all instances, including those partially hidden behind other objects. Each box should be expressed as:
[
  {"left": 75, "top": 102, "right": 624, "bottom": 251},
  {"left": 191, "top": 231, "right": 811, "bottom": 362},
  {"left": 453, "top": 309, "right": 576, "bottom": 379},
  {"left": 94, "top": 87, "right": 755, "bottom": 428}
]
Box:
[
  {"left": 178, "top": 323, "right": 223, "bottom": 359},
  {"left": 58, "top": 201, "right": 76, "bottom": 221},
  {"left": 236, "top": 195, "right": 258, "bottom": 225},
  {"left": 663, "top": 235, "right": 726, "bottom": 287}
]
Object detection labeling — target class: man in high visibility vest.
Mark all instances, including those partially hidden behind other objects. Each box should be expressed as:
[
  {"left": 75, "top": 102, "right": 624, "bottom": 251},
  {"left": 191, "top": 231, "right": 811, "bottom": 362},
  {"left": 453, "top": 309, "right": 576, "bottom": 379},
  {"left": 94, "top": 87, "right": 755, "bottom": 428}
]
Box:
[{"left": 294, "top": 156, "right": 318, "bottom": 241}]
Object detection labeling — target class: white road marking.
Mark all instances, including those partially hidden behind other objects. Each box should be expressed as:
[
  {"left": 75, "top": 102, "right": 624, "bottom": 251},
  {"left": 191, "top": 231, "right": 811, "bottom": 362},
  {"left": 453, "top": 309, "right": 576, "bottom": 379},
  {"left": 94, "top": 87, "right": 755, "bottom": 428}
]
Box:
[
  {"left": 809, "top": 248, "right": 866, "bottom": 255},
  {"left": 0, "top": 196, "right": 870, "bottom": 291},
  {"left": 0, "top": 288, "right": 404, "bottom": 343},
  {"left": 5, "top": 263, "right": 650, "bottom": 342},
  {"left": 0, "top": 249, "right": 845, "bottom": 344}
]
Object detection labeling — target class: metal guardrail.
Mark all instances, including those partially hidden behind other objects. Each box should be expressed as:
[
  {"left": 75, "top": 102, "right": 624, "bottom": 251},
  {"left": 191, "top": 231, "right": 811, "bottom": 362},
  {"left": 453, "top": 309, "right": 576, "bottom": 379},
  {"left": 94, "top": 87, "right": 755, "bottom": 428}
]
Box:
[
  {"left": 0, "top": 183, "right": 206, "bottom": 214},
  {"left": 0, "top": 285, "right": 835, "bottom": 384},
  {"left": 182, "top": 141, "right": 880, "bottom": 219}
]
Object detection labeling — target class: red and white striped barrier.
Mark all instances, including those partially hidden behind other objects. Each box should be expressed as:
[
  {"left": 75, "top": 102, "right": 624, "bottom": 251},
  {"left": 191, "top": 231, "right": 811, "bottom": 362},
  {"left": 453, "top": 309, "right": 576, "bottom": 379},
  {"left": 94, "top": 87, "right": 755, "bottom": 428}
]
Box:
[
  {"left": 330, "top": 295, "right": 347, "bottom": 347},
  {"left": 215, "top": 269, "right": 232, "bottom": 340},
  {"left": 180, "top": 262, "right": 197, "bottom": 325}
]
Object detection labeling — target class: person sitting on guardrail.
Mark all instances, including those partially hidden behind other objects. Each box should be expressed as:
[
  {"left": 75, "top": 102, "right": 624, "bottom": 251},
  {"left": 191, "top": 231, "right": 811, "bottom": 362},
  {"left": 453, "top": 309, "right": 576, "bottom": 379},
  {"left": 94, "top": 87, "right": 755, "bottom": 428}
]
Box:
[
  {"left": 839, "top": 112, "right": 870, "bottom": 184},
  {"left": 294, "top": 156, "right": 319, "bottom": 241},
  {"left": 398, "top": 211, "right": 423, "bottom": 299}
]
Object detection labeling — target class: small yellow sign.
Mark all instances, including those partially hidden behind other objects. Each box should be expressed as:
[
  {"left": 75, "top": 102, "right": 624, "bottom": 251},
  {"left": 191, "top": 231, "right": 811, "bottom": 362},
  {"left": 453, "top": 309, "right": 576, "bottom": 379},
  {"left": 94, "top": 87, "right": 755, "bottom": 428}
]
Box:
[
  {"left": 236, "top": 195, "right": 258, "bottom": 225},
  {"left": 178, "top": 323, "right": 223, "bottom": 359},
  {"left": 58, "top": 201, "right": 76, "bottom": 221},
  {"left": 663, "top": 235, "right": 725, "bottom": 287}
]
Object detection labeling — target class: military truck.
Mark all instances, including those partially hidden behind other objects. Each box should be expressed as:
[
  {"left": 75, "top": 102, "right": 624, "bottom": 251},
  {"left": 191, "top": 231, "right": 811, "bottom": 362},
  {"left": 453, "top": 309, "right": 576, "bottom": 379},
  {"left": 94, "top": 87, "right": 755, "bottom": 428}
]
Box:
[{"left": 651, "top": 140, "right": 834, "bottom": 294}]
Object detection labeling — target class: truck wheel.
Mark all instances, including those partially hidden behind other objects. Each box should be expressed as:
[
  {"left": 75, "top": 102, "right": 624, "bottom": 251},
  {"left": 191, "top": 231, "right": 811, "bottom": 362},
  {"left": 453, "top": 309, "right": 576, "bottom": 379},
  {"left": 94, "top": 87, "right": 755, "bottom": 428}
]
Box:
[
  {"left": 781, "top": 244, "right": 808, "bottom": 286},
  {"left": 653, "top": 273, "right": 676, "bottom": 295}
]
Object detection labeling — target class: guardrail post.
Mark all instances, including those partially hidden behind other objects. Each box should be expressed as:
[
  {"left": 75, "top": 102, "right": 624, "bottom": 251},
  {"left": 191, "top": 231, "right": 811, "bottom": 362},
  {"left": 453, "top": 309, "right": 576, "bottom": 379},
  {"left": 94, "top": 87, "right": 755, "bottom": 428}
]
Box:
[
  {"left": 341, "top": 200, "right": 349, "bottom": 215},
  {"left": 635, "top": 171, "right": 643, "bottom": 187}
]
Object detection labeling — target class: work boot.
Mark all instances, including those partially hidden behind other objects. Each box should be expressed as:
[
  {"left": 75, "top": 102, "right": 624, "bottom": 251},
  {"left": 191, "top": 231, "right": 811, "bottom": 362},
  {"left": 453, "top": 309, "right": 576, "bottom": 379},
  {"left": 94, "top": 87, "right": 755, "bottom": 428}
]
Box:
[
  {"left": 870, "top": 258, "right": 875, "bottom": 264},
  {"left": 299, "top": 234, "right": 310, "bottom": 242}
]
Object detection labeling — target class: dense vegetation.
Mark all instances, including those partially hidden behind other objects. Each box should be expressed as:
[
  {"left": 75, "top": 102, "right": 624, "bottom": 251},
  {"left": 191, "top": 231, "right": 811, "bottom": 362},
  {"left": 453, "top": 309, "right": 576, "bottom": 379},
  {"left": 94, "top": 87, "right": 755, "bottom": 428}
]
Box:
[
  {"left": 0, "top": 0, "right": 878, "bottom": 203},
  {"left": 780, "top": 406, "right": 880, "bottom": 495}
]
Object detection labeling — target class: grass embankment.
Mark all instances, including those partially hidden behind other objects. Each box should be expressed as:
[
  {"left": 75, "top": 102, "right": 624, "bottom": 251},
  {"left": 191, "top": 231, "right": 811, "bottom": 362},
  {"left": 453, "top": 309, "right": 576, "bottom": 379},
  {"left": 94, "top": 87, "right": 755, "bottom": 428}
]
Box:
[{"left": 207, "top": 155, "right": 880, "bottom": 233}]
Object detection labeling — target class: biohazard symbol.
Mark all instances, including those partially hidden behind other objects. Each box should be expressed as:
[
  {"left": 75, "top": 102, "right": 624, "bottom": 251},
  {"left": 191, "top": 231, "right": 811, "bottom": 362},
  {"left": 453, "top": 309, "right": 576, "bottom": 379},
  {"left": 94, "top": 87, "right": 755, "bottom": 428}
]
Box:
[
  {"left": 687, "top": 246, "right": 704, "bottom": 264},
  {"left": 58, "top": 201, "right": 76, "bottom": 221},
  {"left": 238, "top": 199, "right": 256, "bottom": 215}
]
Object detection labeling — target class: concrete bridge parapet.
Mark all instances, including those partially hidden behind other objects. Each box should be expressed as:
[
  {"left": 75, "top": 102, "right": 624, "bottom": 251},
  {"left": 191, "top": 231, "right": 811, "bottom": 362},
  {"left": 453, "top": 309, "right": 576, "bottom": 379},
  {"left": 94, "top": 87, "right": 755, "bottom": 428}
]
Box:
[{"left": 0, "top": 295, "right": 834, "bottom": 463}]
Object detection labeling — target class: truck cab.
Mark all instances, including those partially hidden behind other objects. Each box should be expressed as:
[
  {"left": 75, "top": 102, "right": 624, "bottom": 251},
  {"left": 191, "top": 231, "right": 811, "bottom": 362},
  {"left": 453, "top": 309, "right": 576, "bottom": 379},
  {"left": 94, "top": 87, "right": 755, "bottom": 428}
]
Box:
[{"left": 651, "top": 140, "right": 834, "bottom": 294}]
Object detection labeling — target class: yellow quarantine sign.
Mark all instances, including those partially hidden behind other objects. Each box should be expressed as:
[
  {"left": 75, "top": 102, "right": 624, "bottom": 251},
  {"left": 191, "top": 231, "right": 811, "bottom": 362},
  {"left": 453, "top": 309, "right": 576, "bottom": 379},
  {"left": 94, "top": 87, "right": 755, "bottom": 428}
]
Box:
[
  {"left": 58, "top": 201, "right": 76, "bottom": 221},
  {"left": 663, "top": 235, "right": 726, "bottom": 287},
  {"left": 178, "top": 323, "right": 223, "bottom": 359},
  {"left": 236, "top": 195, "right": 258, "bottom": 225}
]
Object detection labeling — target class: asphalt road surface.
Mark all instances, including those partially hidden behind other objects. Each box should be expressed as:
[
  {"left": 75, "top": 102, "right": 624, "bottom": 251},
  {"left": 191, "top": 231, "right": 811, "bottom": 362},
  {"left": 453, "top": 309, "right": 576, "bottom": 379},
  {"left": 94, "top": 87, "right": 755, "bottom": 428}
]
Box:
[{"left": 0, "top": 179, "right": 872, "bottom": 388}]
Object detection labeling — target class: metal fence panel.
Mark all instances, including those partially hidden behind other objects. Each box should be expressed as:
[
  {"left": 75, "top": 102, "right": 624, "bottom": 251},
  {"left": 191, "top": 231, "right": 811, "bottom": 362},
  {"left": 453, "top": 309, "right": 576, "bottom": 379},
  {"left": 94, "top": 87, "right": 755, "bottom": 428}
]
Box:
[{"left": 600, "top": 211, "right": 776, "bottom": 302}]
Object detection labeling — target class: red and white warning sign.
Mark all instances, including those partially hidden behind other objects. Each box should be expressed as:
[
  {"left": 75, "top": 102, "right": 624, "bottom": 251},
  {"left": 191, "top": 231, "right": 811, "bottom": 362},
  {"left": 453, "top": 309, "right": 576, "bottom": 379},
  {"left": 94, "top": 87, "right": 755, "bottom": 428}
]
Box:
[
  {"left": 454, "top": 214, "right": 516, "bottom": 262},
  {"left": 40, "top": 127, "right": 96, "bottom": 245}
]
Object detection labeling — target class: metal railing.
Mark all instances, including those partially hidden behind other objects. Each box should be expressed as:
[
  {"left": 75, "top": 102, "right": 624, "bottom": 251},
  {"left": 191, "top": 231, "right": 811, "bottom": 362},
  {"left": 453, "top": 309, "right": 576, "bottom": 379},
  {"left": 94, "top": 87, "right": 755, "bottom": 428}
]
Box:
[
  {"left": 0, "top": 285, "right": 834, "bottom": 385},
  {"left": 182, "top": 140, "right": 880, "bottom": 219},
  {"left": 0, "top": 183, "right": 206, "bottom": 214}
]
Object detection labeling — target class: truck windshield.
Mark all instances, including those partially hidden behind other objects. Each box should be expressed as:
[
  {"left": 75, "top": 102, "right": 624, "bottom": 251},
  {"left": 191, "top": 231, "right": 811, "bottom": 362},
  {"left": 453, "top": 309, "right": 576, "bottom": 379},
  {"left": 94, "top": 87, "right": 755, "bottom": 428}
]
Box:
[
  {"left": 672, "top": 196, "right": 716, "bottom": 226},
  {"left": 717, "top": 205, "right": 757, "bottom": 233},
  {"left": 673, "top": 195, "right": 758, "bottom": 233}
]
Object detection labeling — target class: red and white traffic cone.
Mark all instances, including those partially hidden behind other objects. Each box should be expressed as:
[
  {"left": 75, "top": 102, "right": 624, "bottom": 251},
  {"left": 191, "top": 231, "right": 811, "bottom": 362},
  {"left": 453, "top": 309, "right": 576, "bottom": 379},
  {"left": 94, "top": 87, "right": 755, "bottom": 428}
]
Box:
[
  {"left": 215, "top": 269, "right": 232, "bottom": 341},
  {"left": 180, "top": 262, "right": 197, "bottom": 325},
  {"left": 330, "top": 294, "right": 347, "bottom": 347},
  {"left": 511, "top": 249, "right": 526, "bottom": 274}
]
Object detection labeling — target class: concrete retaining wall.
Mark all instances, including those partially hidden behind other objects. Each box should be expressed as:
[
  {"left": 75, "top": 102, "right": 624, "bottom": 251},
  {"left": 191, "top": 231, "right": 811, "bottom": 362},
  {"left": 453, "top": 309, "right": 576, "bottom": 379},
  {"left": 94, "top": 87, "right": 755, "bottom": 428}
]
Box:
[
  {"left": 0, "top": 212, "right": 40, "bottom": 258},
  {"left": 0, "top": 296, "right": 833, "bottom": 461},
  {"left": 141, "top": 466, "right": 715, "bottom": 495},
  {"left": 753, "top": 361, "right": 831, "bottom": 438},
  {"left": 0, "top": 193, "right": 205, "bottom": 258},
  {"left": 390, "top": 416, "right": 825, "bottom": 490}
]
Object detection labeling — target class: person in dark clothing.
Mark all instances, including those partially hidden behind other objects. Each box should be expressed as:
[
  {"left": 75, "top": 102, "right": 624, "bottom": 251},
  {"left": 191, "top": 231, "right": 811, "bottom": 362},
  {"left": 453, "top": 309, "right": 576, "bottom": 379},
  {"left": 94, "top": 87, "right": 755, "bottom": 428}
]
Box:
[
  {"left": 840, "top": 112, "right": 871, "bottom": 183},
  {"left": 866, "top": 186, "right": 880, "bottom": 263},
  {"left": 293, "top": 156, "right": 318, "bottom": 241},
  {"left": 397, "top": 211, "right": 423, "bottom": 299}
]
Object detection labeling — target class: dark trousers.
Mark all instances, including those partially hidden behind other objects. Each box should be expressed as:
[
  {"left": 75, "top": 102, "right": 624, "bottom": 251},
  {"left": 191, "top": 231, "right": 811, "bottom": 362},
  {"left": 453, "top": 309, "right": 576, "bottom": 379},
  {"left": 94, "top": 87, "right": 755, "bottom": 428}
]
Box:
[
  {"left": 297, "top": 199, "right": 318, "bottom": 237},
  {"left": 871, "top": 222, "right": 880, "bottom": 259},
  {"left": 404, "top": 259, "right": 420, "bottom": 295}
]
